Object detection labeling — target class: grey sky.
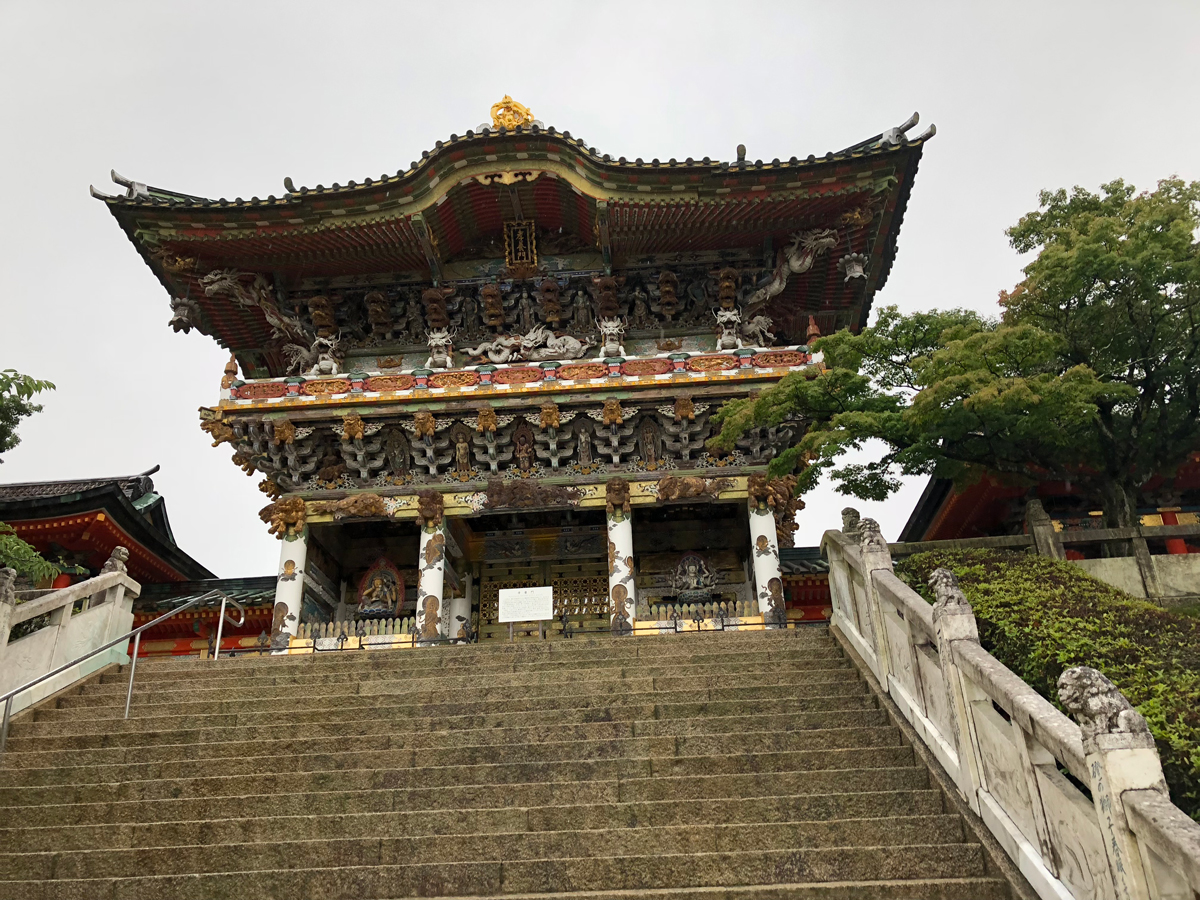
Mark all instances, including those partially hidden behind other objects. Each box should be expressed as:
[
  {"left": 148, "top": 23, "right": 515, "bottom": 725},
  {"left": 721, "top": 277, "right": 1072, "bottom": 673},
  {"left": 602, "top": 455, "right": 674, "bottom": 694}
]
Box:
[{"left": 2, "top": 1, "right": 1197, "bottom": 577}]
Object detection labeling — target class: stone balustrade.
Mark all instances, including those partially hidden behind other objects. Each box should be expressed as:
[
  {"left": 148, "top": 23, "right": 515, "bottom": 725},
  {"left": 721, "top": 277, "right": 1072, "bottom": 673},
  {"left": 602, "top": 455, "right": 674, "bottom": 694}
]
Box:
[
  {"left": 822, "top": 519, "right": 1200, "bottom": 900},
  {"left": 0, "top": 550, "right": 139, "bottom": 715}
]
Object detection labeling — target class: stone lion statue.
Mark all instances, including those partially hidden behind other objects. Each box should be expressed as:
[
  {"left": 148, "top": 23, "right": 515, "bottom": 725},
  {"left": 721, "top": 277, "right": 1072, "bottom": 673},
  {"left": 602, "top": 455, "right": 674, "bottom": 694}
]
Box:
[{"left": 1058, "top": 666, "right": 1151, "bottom": 747}]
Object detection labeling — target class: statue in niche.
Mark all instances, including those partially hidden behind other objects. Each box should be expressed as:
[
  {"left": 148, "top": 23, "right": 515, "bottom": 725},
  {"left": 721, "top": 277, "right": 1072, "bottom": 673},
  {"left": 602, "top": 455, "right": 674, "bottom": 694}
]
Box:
[
  {"left": 356, "top": 558, "right": 404, "bottom": 619},
  {"left": 577, "top": 424, "right": 593, "bottom": 466},
  {"left": 517, "top": 288, "right": 536, "bottom": 334},
  {"left": 405, "top": 297, "right": 424, "bottom": 341},
  {"left": 512, "top": 420, "right": 535, "bottom": 473},
  {"left": 630, "top": 285, "right": 653, "bottom": 329},
  {"left": 639, "top": 418, "right": 661, "bottom": 469},
  {"left": 571, "top": 289, "right": 593, "bottom": 333},
  {"left": 672, "top": 553, "right": 716, "bottom": 605},
  {"left": 460, "top": 292, "right": 480, "bottom": 337},
  {"left": 454, "top": 431, "right": 472, "bottom": 481},
  {"left": 383, "top": 429, "right": 411, "bottom": 483}
]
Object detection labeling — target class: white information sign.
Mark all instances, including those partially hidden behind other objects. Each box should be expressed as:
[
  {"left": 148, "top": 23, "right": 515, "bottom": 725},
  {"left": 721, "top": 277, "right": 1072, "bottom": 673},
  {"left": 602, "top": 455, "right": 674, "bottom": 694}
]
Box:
[{"left": 498, "top": 585, "right": 555, "bottom": 623}]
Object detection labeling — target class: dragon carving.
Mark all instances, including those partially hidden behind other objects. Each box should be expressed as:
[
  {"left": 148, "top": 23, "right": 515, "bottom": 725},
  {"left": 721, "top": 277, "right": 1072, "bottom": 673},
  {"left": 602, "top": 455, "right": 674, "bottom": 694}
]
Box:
[{"left": 744, "top": 229, "right": 839, "bottom": 313}]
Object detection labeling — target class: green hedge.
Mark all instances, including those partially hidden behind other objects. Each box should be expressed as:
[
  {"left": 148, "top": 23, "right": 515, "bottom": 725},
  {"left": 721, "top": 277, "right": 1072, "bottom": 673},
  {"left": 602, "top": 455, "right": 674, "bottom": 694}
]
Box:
[{"left": 896, "top": 549, "right": 1200, "bottom": 821}]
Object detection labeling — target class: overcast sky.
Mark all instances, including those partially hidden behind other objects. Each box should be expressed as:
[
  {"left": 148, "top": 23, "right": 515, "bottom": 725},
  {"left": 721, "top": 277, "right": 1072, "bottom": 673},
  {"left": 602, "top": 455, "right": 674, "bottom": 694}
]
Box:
[{"left": 2, "top": 1, "right": 1197, "bottom": 578}]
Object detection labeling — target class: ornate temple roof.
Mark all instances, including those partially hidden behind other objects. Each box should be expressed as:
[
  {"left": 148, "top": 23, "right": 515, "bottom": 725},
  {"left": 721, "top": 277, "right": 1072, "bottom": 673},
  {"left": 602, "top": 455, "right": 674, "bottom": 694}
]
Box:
[
  {"left": 0, "top": 466, "right": 214, "bottom": 582},
  {"left": 93, "top": 106, "right": 933, "bottom": 370}
]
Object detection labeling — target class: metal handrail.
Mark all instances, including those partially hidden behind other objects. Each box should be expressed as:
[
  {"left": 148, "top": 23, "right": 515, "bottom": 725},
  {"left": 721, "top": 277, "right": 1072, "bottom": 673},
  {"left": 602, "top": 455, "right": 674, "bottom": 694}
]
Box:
[{"left": 0, "top": 588, "right": 235, "bottom": 758}]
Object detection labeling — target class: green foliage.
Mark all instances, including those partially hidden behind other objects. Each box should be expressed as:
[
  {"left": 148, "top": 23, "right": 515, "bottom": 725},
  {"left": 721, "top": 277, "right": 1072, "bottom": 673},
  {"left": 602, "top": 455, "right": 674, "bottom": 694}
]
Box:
[
  {"left": 0, "top": 369, "right": 55, "bottom": 464},
  {"left": 710, "top": 178, "right": 1200, "bottom": 527},
  {"left": 897, "top": 549, "right": 1200, "bottom": 819},
  {"left": 0, "top": 522, "right": 60, "bottom": 583}
]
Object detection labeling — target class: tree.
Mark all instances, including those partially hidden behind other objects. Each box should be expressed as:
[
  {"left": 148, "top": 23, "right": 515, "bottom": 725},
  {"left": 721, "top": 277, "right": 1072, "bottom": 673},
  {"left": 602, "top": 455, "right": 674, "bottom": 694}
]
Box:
[
  {"left": 0, "top": 368, "right": 57, "bottom": 581},
  {"left": 709, "top": 178, "right": 1200, "bottom": 529},
  {"left": 1, "top": 368, "right": 55, "bottom": 464}
]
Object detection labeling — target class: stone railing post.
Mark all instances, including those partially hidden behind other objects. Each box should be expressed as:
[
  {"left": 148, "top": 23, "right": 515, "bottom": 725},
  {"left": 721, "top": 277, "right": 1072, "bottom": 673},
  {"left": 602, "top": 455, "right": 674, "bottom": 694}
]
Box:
[
  {"left": 0, "top": 568, "right": 15, "bottom": 664},
  {"left": 1058, "top": 666, "right": 1168, "bottom": 900},
  {"left": 605, "top": 478, "right": 636, "bottom": 636},
  {"left": 857, "top": 518, "right": 895, "bottom": 685},
  {"left": 1025, "top": 499, "right": 1064, "bottom": 560},
  {"left": 929, "top": 568, "right": 988, "bottom": 814}
]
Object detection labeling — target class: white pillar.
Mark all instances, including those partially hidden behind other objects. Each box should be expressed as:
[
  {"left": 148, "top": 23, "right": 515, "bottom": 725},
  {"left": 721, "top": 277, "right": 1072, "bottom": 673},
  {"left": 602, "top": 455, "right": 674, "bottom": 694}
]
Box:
[
  {"left": 272, "top": 528, "right": 308, "bottom": 651},
  {"left": 448, "top": 595, "right": 472, "bottom": 643},
  {"left": 607, "top": 511, "right": 637, "bottom": 636},
  {"left": 416, "top": 523, "right": 447, "bottom": 643},
  {"left": 749, "top": 499, "right": 785, "bottom": 627}
]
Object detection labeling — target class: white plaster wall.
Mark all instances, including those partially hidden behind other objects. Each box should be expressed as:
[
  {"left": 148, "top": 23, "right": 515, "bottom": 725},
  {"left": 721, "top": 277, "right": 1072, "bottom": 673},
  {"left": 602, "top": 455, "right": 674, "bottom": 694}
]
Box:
[
  {"left": 1151, "top": 554, "right": 1200, "bottom": 597},
  {"left": 1071, "top": 558, "right": 1146, "bottom": 597}
]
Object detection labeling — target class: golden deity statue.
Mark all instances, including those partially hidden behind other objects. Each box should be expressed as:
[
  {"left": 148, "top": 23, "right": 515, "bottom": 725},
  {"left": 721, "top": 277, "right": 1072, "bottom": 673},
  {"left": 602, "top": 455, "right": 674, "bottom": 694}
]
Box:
[{"left": 490, "top": 95, "right": 534, "bottom": 130}]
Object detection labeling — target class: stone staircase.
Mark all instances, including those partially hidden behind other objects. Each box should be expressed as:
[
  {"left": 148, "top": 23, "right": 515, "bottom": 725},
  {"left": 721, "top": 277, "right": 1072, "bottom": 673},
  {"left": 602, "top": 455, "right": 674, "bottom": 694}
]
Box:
[{"left": 0, "top": 628, "right": 1021, "bottom": 899}]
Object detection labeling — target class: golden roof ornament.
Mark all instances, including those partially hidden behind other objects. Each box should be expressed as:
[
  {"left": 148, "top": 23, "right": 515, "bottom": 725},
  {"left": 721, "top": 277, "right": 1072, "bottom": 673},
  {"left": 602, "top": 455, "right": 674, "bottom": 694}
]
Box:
[{"left": 490, "top": 95, "right": 535, "bottom": 131}]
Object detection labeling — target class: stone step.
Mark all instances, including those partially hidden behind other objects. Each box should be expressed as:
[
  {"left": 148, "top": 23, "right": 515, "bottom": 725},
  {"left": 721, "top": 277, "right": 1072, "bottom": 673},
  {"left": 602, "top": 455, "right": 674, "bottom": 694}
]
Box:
[
  {"left": 0, "top": 744, "right": 917, "bottom": 794},
  {"left": 0, "top": 844, "right": 988, "bottom": 900},
  {"left": 60, "top": 669, "right": 861, "bottom": 711},
  {"left": 0, "top": 724, "right": 903, "bottom": 770},
  {"left": 0, "top": 817, "right": 968, "bottom": 880},
  {"left": 0, "top": 764, "right": 930, "bottom": 811},
  {"left": 117, "top": 639, "right": 836, "bottom": 681},
  {"left": 0, "top": 790, "right": 947, "bottom": 850},
  {"left": 1, "top": 710, "right": 892, "bottom": 757},
  {"left": 32, "top": 682, "right": 872, "bottom": 725},
  {"left": 18, "top": 693, "right": 878, "bottom": 737},
  {"left": 85, "top": 661, "right": 856, "bottom": 704}
]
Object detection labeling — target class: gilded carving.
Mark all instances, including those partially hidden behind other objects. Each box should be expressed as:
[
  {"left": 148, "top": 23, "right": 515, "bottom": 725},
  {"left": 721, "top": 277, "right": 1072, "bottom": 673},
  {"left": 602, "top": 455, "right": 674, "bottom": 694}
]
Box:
[
  {"left": 656, "top": 476, "right": 734, "bottom": 503},
  {"left": 417, "top": 489, "right": 444, "bottom": 529},
  {"left": 302, "top": 379, "right": 351, "bottom": 396},
  {"left": 231, "top": 450, "right": 257, "bottom": 476},
  {"left": 484, "top": 477, "right": 581, "bottom": 510},
  {"left": 605, "top": 478, "right": 632, "bottom": 518},
  {"left": 259, "top": 478, "right": 282, "bottom": 501},
  {"left": 413, "top": 411, "right": 436, "bottom": 439},
  {"left": 220, "top": 353, "right": 239, "bottom": 389},
  {"left": 602, "top": 399, "right": 624, "bottom": 426},
  {"left": 308, "top": 493, "right": 387, "bottom": 520},
  {"left": 237, "top": 382, "right": 288, "bottom": 400},
  {"left": 490, "top": 95, "right": 535, "bottom": 131},
  {"left": 476, "top": 405, "right": 498, "bottom": 433},
  {"left": 260, "top": 496, "right": 307, "bottom": 538},
  {"left": 341, "top": 414, "right": 365, "bottom": 442},
  {"left": 272, "top": 419, "right": 295, "bottom": 445},
  {"left": 364, "top": 375, "right": 414, "bottom": 392},
  {"left": 685, "top": 355, "right": 737, "bottom": 372},
  {"left": 429, "top": 371, "right": 479, "bottom": 388},
  {"left": 538, "top": 401, "right": 560, "bottom": 430},
  {"left": 674, "top": 397, "right": 695, "bottom": 422}
]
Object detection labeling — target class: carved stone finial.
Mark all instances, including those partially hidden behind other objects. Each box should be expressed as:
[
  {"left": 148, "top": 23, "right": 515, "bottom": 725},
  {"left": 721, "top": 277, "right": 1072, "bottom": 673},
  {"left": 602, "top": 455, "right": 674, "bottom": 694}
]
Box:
[
  {"left": 858, "top": 517, "right": 888, "bottom": 552},
  {"left": 101, "top": 546, "right": 130, "bottom": 575},
  {"left": 0, "top": 568, "right": 16, "bottom": 606},
  {"left": 1025, "top": 498, "right": 1052, "bottom": 526},
  {"left": 929, "top": 568, "right": 971, "bottom": 613},
  {"left": 841, "top": 507, "right": 861, "bottom": 537},
  {"left": 1058, "top": 666, "right": 1153, "bottom": 751}
]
